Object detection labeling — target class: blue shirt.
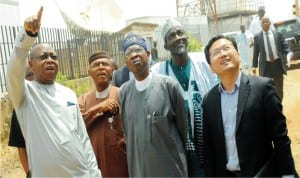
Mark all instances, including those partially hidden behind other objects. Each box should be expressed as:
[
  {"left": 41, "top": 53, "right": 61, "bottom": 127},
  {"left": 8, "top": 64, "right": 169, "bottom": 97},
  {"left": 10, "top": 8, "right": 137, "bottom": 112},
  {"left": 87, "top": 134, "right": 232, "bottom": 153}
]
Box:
[{"left": 218, "top": 72, "right": 241, "bottom": 171}]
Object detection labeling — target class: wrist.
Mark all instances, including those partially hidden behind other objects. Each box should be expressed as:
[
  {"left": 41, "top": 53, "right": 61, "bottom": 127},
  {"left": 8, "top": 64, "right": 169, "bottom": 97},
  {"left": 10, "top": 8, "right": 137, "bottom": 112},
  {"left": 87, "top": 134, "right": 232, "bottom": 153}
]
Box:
[{"left": 25, "top": 30, "right": 38, "bottom": 37}]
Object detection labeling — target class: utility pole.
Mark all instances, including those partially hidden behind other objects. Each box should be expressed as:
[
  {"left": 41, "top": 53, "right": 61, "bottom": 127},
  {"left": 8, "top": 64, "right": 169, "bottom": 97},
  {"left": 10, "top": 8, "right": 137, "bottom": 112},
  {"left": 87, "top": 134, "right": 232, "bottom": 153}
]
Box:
[
  {"left": 207, "top": 0, "right": 218, "bottom": 25},
  {"left": 293, "top": 0, "right": 299, "bottom": 16}
]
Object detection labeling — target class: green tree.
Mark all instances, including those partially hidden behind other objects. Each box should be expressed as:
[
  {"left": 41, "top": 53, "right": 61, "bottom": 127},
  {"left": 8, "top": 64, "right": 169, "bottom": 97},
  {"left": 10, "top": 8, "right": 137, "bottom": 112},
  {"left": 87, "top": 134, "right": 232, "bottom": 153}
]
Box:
[{"left": 187, "top": 33, "right": 203, "bottom": 52}]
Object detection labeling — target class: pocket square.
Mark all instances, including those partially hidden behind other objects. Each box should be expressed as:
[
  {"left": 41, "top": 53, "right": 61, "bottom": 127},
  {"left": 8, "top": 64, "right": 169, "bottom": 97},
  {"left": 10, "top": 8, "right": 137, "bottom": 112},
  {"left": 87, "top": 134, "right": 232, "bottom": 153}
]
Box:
[{"left": 67, "top": 101, "right": 75, "bottom": 106}]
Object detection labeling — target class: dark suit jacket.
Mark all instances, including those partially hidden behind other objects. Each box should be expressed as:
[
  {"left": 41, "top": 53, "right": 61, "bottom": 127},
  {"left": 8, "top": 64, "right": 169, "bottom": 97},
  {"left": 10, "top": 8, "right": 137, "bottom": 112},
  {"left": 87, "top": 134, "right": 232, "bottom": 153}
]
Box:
[
  {"left": 252, "top": 30, "right": 288, "bottom": 76},
  {"left": 111, "top": 65, "right": 130, "bottom": 87},
  {"left": 202, "top": 73, "right": 297, "bottom": 177}
]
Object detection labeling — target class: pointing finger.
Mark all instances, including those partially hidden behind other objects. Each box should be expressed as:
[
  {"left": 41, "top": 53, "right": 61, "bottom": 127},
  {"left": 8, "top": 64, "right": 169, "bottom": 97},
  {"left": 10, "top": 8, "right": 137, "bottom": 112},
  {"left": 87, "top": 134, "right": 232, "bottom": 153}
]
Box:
[{"left": 37, "top": 6, "right": 43, "bottom": 24}]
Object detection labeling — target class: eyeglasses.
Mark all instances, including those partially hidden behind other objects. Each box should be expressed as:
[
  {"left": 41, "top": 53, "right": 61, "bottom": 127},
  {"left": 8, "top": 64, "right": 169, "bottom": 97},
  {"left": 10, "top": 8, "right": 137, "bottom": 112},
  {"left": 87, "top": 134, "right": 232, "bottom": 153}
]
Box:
[
  {"left": 125, "top": 47, "right": 145, "bottom": 58},
  {"left": 210, "top": 44, "right": 233, "bottom": 57},
  {"left": 33, "top": 53, "right": 58, "bottom": 60}
]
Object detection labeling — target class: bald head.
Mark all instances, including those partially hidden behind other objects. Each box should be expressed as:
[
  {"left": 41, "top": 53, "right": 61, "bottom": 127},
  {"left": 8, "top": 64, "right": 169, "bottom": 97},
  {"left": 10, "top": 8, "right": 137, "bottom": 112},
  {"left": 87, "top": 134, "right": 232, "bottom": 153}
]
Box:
[
  {"left": 261, "top": 16, "right": 271, "bottom": 32},
  {"left": 29, "top": 43, "right": 55, "bottom": 59},
  {"left": 28, "top": 43, "right": 58, "bottom": 84}
]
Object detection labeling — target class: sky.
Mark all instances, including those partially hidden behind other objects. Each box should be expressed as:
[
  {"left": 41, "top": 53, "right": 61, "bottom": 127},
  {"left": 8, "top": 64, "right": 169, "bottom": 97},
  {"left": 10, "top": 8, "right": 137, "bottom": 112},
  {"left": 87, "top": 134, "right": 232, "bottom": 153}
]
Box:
[
  {"left": 264, "top": 0, "right": 295, "bottom": 21},
  {"left": 0, "top": 0, "right": 296, "bottom": 30},
  {"left": 115, "top": 0, "right": 295, "bottom": 22},
  {"left": 14, "top": 0, "right": 177, "bottom": 31},
  {"left": 114, "top": 0, "right": 177, "bottom": 19}
]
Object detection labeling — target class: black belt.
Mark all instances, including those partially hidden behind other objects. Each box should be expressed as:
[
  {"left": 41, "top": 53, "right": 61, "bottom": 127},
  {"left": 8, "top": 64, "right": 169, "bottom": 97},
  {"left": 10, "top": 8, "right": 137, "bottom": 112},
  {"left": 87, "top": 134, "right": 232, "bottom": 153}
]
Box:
[{"left": 225, "top": 170, "right": 241, "bottom": 177}]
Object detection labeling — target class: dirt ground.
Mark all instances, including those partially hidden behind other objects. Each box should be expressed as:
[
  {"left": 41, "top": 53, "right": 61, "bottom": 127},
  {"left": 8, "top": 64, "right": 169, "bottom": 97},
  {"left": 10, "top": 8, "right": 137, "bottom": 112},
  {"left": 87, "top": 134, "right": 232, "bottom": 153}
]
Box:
[
  {"left": 282, "top": 66, "right": 300, "bottom": 174},
  {"left": 0, "top": 67, "right": 300, "bottom": 177}
]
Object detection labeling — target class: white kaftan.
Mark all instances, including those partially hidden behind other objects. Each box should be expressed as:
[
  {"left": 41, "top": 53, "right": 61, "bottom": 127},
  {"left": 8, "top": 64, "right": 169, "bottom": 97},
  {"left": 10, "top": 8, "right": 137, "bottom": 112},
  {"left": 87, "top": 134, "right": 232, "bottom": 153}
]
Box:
[{"left": 7, "top": 29, "right": 101, "bottom": 177}]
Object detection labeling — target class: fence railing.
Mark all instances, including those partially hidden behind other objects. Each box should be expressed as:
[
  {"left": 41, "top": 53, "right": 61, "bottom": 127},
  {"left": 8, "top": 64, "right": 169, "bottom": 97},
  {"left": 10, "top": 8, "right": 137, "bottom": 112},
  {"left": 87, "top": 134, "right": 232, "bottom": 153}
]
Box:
[{"left": 0, "top": 25, "right": 125, "bottom": 93}]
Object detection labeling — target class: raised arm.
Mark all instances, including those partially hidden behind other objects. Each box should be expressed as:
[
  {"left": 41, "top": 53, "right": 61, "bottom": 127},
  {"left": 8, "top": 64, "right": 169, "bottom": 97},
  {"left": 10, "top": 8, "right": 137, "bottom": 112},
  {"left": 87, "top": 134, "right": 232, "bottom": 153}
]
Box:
[{"left": 7, "top": 6, "right": 43, "bottom": 108}]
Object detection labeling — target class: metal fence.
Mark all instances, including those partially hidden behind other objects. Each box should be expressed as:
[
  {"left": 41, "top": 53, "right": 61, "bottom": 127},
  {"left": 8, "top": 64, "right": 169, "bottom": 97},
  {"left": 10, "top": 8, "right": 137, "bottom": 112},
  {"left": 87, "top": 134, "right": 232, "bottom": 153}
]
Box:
[{"left": 0, "top": 25, "right": 125, "bottom": 93}]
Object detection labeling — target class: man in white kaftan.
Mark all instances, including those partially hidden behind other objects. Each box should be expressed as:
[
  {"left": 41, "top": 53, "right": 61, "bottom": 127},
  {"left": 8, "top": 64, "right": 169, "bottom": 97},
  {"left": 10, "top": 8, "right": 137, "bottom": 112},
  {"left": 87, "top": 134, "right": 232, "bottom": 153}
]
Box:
[
  {"left": 236, "top": 25, "right": 253, "bottom": 74},
  {"left": 6, "top": 7, "right": 100, "bottom": 177}
]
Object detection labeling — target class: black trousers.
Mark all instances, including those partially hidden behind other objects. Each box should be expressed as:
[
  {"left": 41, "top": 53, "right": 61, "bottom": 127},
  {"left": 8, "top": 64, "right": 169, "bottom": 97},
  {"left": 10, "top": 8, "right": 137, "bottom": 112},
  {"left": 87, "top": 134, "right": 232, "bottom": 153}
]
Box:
[
  {"left": 263, "top": 59, "right": 284, "bottom": 101},
  {"left": 225, "top": 170, "right": 241, "bottom": 177}
]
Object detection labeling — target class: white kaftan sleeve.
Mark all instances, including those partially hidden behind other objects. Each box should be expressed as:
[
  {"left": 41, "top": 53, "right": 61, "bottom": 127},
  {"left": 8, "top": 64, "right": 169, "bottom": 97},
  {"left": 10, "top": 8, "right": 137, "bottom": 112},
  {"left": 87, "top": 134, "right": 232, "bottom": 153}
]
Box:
[
  {"left": 7, "top": 29, "right": 36, "bottom": 108},
  {"left": 76, "top": 105, "right": 102, "bottom": 177}
]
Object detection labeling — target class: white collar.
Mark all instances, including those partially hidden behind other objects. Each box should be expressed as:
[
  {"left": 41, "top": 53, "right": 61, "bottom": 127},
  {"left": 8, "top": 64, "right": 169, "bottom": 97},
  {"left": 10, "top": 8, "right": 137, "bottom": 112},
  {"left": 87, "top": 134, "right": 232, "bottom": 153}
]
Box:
[
  {"left": 135, "top": 72, "right": 152, "bottom": 91},
  {"left": 264, "top": 30, "right": 272, "bottom": 34},
  {"left": 95, "top": 85, "right": 111, "bottom": 99}
]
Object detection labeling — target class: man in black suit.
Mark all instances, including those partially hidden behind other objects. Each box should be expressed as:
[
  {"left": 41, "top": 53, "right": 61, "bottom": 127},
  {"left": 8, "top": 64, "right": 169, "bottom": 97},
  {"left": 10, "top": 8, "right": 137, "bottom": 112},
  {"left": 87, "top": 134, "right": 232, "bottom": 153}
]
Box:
[
  {"left": 202, "top": 34, "right": 298, "bottom": 177},
  {"left": 252, "top": 15, "right": 288, "bottom": 101},
  {"left": 111, "top": 65, "right": 131, "bottom": 87}
]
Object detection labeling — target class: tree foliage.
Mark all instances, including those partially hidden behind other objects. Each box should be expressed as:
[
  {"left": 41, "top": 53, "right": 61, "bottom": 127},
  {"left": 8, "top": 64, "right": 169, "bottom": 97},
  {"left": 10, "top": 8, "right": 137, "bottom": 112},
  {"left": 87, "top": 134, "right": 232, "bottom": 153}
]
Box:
[{"left": 187, "top": 33, "right": 203, "bottom": 52}]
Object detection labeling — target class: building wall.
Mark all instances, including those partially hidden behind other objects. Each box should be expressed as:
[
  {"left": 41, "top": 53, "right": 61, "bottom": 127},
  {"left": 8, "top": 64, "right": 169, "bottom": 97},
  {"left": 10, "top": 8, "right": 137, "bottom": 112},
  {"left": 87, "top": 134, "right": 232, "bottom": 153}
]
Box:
[
  {"left": 214, "top": 15, "right": 254, "bottom": 35},
  {"left": 0, "top": 1, "right": 19, "bottom": 25}
]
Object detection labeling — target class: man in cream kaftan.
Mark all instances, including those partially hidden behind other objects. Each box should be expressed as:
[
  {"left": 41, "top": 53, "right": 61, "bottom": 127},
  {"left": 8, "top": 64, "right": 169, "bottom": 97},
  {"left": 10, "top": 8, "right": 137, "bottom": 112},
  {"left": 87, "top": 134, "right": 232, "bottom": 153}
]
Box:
[{"left": 6, "top": 7, "right": 100, "bottom": 177}]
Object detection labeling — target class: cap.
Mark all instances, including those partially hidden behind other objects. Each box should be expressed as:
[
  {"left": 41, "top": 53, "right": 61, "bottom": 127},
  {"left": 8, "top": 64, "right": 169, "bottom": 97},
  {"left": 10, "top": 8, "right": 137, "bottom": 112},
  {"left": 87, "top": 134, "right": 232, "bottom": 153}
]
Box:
[
  {"left": 88, "top": 51, "right": 111, "bottom": 64},
  {"left": 161, "top": 18, "right": 184, "bottom": 42},
  {"left": 122, "top": 33, "right": 148, "bottom": 54}
]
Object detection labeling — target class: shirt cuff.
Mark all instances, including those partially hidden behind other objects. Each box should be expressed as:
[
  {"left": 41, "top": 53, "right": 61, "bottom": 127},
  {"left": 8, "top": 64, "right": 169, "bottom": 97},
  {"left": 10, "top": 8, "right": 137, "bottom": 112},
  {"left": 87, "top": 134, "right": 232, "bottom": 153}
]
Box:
[{"left": 15, "top": 29, "right": 37, "bottom": 51}]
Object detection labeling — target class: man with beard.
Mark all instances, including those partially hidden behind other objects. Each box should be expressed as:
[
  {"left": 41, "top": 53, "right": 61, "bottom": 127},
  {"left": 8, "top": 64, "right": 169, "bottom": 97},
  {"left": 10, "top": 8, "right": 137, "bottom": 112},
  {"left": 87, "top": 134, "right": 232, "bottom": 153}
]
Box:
[
  {"left": 119, "top": 33, "right": 188, "bottom": 177},
  {"left": 78, "top": 51, "right": 128, "bottom": 177},
  {"left": 6, "top": 7, "right": 100, "bottom": 177},
  {"left": 151, "top": 18, "right": 218, "bottom": 177}
]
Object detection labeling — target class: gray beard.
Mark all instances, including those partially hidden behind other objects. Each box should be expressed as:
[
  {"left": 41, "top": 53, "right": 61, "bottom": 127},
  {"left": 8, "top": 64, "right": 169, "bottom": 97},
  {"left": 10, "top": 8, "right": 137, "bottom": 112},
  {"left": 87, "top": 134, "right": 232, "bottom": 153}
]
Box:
[{"left": 172, "top": 46, "right": 187, "bottom": 55}]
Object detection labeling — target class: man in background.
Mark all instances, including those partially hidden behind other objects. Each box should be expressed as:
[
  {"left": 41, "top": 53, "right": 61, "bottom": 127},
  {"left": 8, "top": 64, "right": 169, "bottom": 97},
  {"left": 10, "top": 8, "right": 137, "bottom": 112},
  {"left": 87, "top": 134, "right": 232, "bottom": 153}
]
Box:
[
  {"left": 236, "top": 24, "right": 253, "bottom": 74},
  {"left": 249, "top": 6, "right": 266, "bottom": 36},
  {"left": 252, "top": 16, "right": 288, "bottom": 101},
  {"left": 111, "top": 64, "right": 132, "bottom": 87},
  {"left": 150, "top": 41, "right": 159, "bottom": 65}
]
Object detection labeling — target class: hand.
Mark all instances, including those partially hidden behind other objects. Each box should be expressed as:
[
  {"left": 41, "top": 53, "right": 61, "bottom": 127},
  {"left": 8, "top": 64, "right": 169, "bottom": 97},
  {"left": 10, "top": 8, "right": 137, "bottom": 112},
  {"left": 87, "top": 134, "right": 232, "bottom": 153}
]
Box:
[
  {"left": 252, "top": 68, "right": 257, "bottom": 75},
  {"left": 249, "top": 38, "right": 254, "bottom": 48},
  {"left": 99, "top": 99, "right": 119, "bottom": 115},
  {"left": 118, "top": 137, "right": 127, "bottom": 154},
  {"left": 24, "top": 6, "right": 43, "bottom": 34}
]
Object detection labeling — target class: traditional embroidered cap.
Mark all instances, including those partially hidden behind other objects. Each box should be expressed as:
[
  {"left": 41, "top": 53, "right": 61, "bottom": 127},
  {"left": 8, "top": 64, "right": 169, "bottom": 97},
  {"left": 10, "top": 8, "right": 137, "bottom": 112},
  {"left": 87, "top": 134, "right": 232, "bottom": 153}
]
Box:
[
  {"left": 88, "top": 51, "right": 111, "bottom": 64},
  {"left": 122, "top": 33, "right": 148, "bottom": 54},
  {"left": 161, "top": 18, "right": 184, "bottom": 42}
]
